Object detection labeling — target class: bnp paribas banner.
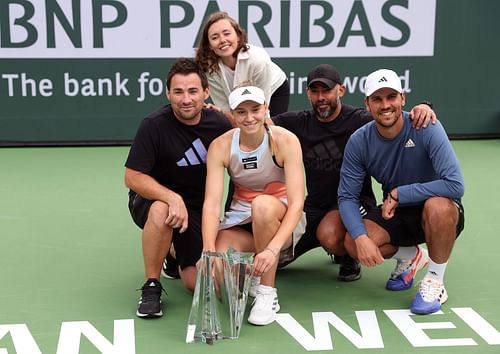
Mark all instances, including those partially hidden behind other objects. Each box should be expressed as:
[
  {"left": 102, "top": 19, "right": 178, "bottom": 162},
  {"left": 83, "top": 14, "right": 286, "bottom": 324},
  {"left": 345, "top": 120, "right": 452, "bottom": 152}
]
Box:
[{"left": 0, "top": 0, "right": 498, "bottom": 144}]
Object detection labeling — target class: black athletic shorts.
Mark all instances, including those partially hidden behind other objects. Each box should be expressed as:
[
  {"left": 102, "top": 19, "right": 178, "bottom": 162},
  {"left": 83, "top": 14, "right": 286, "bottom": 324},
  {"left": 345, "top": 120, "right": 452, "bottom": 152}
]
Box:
[
  {"left": 128, "top": 190, "right": 202, "bottom": 270},
  {"left": 293, "top": 203, "right": 371, "bottom": 258},
  {"left": 364, "top": 200, "right": 465, "bottom": 246}
]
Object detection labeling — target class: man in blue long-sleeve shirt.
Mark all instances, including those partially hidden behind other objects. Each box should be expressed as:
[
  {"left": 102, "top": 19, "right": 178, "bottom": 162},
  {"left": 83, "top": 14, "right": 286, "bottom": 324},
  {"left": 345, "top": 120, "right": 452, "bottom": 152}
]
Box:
[{"left": 338, "top": 69, "right": 465, "bottom": 315}]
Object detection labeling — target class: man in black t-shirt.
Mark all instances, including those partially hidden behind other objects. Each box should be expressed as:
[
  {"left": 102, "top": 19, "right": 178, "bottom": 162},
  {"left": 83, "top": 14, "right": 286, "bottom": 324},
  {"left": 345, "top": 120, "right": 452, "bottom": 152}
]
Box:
[
  {"left": 272, "top": 64, "right": 435, "bottom": 281},
  {"left": 125, "top": 59, "right": 232, "bottom": 318}
]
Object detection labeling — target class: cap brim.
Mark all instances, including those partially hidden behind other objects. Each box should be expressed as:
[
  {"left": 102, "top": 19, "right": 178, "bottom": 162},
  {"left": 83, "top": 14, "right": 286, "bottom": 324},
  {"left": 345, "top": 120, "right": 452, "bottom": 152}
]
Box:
[
  {"left": 307, "top": 78, "right": 337, "bottom": 88},
  {"left": 229, "top": 97, "right": 265, "bottom": 110},
  {"left": 365, "top": 85, "right": 402, "bottom": 97}
]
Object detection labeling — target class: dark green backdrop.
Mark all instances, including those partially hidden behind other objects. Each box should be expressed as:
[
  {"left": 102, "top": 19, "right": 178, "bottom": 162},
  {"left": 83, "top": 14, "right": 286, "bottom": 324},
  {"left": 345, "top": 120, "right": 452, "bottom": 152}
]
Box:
[{"left": 1, "top": 1, "right": 499, "bottom": 145}]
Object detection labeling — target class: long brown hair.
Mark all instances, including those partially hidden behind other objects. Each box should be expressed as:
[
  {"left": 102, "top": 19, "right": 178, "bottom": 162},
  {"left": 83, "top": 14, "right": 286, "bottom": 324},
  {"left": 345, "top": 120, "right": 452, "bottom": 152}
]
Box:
[{"left": 195, "top": 11, "right": 249, "bottom": 75}]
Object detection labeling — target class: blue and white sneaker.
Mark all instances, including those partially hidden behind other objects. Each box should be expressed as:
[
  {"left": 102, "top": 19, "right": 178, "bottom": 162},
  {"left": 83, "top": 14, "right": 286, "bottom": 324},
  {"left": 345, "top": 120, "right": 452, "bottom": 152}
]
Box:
[
  {"left": 386, "top": 246, "right": 429, "bottom": 291},
  {"left": 410, "top": 277, "right": 448, "bottom": 314}
]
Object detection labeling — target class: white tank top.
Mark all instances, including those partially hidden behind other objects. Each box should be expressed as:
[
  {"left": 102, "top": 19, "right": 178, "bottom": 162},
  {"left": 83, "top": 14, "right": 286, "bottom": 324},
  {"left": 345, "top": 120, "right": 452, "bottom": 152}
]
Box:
[{"left": 228, "top": 127, "right": 286, "bottom": 202}]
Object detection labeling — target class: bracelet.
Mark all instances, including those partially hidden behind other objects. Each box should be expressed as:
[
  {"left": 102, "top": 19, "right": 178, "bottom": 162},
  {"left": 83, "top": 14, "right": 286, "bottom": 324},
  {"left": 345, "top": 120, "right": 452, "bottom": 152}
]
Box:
[
  {"left": 389, "top": 192, "right": 399, "bottom": 203},
  {"left": 265, "top": 247, "right": 278, "bottom": 257}
]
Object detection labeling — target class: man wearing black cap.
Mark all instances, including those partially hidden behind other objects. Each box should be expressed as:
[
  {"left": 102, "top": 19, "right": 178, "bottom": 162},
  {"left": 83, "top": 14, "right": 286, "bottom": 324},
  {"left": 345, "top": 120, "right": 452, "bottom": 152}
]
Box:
[{"left": 271, "top": 64, "right": 436, "bottom": 281}]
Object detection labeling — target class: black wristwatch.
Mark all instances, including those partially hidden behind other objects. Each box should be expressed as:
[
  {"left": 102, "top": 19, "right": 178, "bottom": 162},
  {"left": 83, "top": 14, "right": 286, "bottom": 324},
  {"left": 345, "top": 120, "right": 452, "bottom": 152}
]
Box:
[{"left": 419, "top": 100, "right": 433, "bottom": 109}]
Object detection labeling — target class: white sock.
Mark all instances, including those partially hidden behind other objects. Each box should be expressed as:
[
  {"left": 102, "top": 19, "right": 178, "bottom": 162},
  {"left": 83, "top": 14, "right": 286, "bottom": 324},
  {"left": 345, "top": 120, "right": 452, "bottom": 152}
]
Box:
[
  {"left": 425, "top": 259, "right": 447, "bottom": 283},
  {"left": 392, "top": 246, "right": 418, "bottom": 260},
  {"left": 258, "top": 284, "right": 276, "bottom": 293}
]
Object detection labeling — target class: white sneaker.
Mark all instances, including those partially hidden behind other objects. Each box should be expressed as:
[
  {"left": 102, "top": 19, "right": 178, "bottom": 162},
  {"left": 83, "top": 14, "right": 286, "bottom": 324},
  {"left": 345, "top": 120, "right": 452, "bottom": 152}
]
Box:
[
  {"left": 247, "top": 285, "right": 280, "bottom": 326},
  {"left": 410, "top": 277, "right": 448, "bottom": 314},
  {"left": 249, "top": 276, "right": 260, "bottom": 297}
]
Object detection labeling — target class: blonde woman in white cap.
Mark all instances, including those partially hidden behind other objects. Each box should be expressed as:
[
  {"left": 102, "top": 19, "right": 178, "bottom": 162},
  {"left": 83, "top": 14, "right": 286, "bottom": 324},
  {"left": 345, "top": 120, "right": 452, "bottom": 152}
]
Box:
[
  {"left": 338, "top": 69, "right": 465, "bottom": 315},
  {"left": 201, "top": 85, "right": 305, "bottom": 326}
]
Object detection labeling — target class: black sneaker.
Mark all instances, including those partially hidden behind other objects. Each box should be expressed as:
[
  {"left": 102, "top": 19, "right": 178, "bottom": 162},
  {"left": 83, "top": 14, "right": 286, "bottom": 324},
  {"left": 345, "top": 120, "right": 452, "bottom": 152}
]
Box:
[
  {"left": 161, "top": 253, "right": 180, "bottom": 279},
  {"left": 329, "top": 254, "right": 342, "bottom": 264},
  {"left": 338, "top": 255, "right": 362, "bottom": 282},
  {"left": 136, "top": 278, "right": 165, "bottom": 318}
]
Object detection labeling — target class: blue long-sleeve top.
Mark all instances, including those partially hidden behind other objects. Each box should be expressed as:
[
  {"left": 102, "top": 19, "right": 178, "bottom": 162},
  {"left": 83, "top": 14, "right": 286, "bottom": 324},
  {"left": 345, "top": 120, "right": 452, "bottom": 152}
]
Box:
[{"left": 338, "top": 112, "right": 464, "bottom": 240}]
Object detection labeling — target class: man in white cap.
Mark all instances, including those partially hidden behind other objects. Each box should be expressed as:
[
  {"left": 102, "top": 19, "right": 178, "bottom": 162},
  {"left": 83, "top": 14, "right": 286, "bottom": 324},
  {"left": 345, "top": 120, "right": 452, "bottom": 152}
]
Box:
[
  {"left": 202, "top": 85, "right": 305, "bottom": 325},
  {"left": 271, "top": 64, "right": 436, "bottom": 283},
  {"left": 338, "top": 69, "right": 465, "bottom": 314}
]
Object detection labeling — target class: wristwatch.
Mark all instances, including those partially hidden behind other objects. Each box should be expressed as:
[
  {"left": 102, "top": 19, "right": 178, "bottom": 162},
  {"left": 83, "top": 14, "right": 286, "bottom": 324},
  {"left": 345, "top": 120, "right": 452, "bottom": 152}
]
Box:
[{"left": 419, "top": 100, "right": 433, "bottom": 109}]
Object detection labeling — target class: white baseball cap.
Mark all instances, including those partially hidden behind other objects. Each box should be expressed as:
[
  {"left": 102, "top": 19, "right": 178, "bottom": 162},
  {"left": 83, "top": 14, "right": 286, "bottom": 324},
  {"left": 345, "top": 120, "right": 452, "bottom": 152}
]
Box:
[
  {"left": 228, "top": 86, "right": 266, "bottom": 110},
  {"left": 364, "top": 69, "right": 403, "bottom": 97}
]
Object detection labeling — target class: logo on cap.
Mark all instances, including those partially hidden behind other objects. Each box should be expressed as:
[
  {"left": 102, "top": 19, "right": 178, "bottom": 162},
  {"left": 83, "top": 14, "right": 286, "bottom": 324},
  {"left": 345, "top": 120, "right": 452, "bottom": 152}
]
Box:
[
  {"left": 364, "top": 69, "right": 403, "bottom": 97},
  {"left": 228, "top": 85, "right": 266, "bottom": 110}
]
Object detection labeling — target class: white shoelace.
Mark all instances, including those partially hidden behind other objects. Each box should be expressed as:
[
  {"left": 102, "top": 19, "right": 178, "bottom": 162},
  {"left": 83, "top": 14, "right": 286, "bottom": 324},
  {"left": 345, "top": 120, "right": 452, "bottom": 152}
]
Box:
[{"left": 418, "top": 278, "right": 444, "bottom": 302}]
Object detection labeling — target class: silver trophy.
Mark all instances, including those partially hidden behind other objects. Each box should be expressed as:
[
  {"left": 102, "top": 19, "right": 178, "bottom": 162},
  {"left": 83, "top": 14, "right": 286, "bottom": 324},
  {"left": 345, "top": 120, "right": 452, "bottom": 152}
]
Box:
[{"left": 186, "top": 248, "right": 254, "bottom": 344}]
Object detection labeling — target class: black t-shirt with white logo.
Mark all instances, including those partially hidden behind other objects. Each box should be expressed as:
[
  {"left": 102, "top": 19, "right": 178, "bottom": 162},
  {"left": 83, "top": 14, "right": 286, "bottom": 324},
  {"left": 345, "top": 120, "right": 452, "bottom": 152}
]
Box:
[
  {"left": 272, "top": 105, "right": 376, "bottom": 210},
  {"left": 125, "top": 105, "right": 232, "bottom": 209}
]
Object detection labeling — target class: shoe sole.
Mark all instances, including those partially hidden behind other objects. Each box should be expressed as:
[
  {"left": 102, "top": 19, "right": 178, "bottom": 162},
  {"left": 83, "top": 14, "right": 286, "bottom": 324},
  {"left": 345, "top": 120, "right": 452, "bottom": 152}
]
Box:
[
  {"left": 410, "top": 295, "right": 448, "bottom": 315},
  {"left": 338, "top": 272, "right": 362, "bottom": 282},
  {"left": 410, "top": 303, "right": 442, "bottom": 315},
  {"left": 247, "top": 317, "right": 276, "bottom": 326},
  {"left": 136, "top": 310, "right": 163, "bottom": 318},
  {"left": 247, "top": 304, "right": 280, "bottom": 326}
]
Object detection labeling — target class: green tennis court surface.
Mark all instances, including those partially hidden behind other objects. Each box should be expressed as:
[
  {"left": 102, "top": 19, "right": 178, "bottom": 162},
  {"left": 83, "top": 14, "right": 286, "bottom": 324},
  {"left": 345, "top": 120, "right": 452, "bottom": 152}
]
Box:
[{"left": 1, "top": 140, "right": 499, "bottom": 354}]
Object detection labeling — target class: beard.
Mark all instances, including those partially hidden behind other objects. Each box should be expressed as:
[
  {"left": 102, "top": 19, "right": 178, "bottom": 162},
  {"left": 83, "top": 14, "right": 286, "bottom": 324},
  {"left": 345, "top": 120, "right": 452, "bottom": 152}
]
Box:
[
  {"left": 313, "top": 96, "right": 340, "bottom": 120},
  {"left": 171, "top": 103, "right": 203, "bottom": 124},
  {"left": 375, "top": 109, "right": 401, "bottom": 128}
]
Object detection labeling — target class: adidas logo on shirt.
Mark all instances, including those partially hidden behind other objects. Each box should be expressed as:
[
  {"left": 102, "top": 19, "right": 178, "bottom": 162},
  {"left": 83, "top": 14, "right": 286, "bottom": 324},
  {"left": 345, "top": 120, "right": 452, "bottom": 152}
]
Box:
[
  {"left": 359, "top": 205, "right": 367, "bottom": 217},
  {"left": 176, "top": 138, "right": 208, "bottom": 166},
  {"left": 404, "top": 138, "right": 416, "bottom": 148}
]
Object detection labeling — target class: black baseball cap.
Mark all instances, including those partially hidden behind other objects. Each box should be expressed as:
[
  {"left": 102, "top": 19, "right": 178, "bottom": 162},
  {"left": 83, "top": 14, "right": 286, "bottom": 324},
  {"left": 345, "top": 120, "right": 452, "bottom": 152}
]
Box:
[{"left": 307, "top": 64, "right": 342, "bottom": 88}]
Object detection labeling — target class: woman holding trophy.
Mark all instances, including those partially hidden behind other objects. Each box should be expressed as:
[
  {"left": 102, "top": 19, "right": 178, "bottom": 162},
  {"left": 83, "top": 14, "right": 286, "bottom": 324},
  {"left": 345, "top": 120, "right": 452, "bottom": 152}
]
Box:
[{"left": 202, "top": 85, "right": 305, "bottom": 326}]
